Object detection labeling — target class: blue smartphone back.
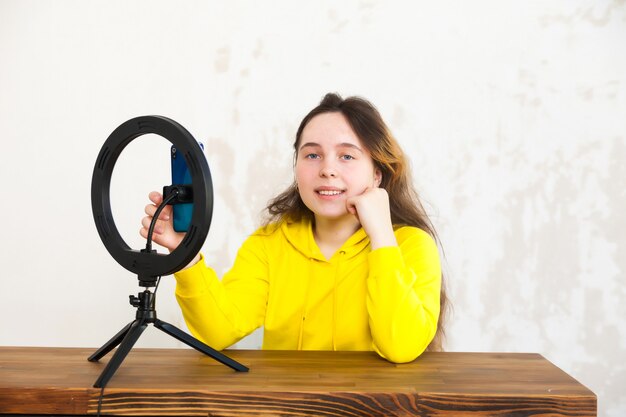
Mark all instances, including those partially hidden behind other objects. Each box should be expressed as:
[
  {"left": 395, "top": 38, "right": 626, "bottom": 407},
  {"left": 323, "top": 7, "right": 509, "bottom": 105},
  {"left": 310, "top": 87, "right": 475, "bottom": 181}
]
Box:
[{"left": 171, "top": 143, "right": 203, "bottom": 232}]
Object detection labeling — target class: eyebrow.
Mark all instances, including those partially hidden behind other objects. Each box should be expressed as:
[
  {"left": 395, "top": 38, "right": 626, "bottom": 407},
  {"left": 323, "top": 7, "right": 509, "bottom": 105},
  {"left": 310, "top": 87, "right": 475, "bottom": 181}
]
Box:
[{"left": 298, "top": 142, "right": 364, "bottom": 153}]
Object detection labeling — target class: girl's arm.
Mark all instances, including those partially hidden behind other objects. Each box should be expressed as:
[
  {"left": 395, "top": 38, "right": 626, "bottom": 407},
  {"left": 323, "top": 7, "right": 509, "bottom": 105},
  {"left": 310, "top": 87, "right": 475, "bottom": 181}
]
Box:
[
  {"left": 174, "top": 233, "right": 269, "bottom": 350},
  {"left": 347, "top": 188, "right": 440, "bottom": 362},
  {"left": 366, "top": 227, "right": 441, "bottom": 363},
  {"left": 141, "top": 191, "right": 268, "bottom": 349}
]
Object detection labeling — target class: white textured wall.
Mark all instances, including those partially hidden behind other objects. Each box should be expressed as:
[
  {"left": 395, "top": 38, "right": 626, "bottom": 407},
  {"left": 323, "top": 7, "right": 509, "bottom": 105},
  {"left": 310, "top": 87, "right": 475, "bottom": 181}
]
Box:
[{"left": 0, "top": 1, "right": 624, "bottom": 415}]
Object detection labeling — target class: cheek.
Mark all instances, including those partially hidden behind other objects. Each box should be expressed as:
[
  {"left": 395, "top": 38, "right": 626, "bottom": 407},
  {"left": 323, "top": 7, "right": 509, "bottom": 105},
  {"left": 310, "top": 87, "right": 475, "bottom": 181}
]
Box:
[
  {"left": 294, "top": 163, "right": 312, "bottom": 185},
  {"left": 294, "top": 163, "right": 304, "bottom": 179},
  {"left": 350, "top": 165, "right": 378, "bottom": 185}
]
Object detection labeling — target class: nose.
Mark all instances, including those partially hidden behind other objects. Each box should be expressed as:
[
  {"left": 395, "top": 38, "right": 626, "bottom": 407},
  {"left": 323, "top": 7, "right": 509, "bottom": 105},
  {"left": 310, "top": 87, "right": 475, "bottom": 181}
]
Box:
[{"left": 319, "top": 160, "right": 337, "bottom": 178}]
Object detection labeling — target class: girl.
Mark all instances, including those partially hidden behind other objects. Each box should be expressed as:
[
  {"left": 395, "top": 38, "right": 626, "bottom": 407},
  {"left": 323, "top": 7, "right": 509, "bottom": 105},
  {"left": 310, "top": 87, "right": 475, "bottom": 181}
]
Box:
[{"left": 141, "top": 93, "right": 448, "bottom": 363}]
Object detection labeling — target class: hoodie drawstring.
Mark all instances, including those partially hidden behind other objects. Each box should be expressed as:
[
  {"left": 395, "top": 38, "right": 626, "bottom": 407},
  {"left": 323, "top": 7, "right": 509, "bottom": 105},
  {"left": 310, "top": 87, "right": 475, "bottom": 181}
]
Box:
[
  {"left": 332, "top": 250, "right": 346, "bottom": 351},
  {"left": 298, "top": 257, "right": 315, "bottom": 350}
]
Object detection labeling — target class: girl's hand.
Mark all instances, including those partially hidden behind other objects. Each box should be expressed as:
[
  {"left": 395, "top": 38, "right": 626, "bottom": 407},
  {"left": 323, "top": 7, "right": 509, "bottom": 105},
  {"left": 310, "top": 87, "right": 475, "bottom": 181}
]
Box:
[
  {"left": 346, "top": 187, "right": 397, "bottom": 250},
  {"left": 139, "top": 191, "right": 185, "bottom": 252}
]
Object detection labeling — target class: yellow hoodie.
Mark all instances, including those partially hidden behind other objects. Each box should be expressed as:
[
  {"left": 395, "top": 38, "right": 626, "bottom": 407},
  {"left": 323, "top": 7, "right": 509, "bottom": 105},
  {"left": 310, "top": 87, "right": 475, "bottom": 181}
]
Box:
[{"left": 174, "top": 218, "right": 441, "bottom": 363}]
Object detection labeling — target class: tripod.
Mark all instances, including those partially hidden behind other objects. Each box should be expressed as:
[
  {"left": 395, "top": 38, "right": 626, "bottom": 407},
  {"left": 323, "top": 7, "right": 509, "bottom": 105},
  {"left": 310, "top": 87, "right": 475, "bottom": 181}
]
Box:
[{"left": 88, "top": 285, "right": 248, "bottom": 388}]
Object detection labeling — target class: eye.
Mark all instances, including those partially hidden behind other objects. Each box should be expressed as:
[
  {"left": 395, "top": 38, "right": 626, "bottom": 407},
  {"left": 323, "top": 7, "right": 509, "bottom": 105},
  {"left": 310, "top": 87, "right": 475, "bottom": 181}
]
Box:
[
  {"left": 340, "top": 154, "right": 355, "bottom": 161},
  {"left": 304, "top": 153, "right": 320, "bottom": 159}
]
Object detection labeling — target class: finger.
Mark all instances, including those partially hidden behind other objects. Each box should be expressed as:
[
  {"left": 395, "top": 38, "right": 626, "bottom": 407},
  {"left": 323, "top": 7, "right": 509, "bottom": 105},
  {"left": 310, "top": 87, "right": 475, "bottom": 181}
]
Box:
[
  {"left": 149, "top": 191, "right": 163, "bottom": 205},
  {"left": 141, "top": 216, "right": 164, "bottom": 234},
  {"left": 141, "top": 216, "right": 153, "bottom": 231},
  {"left": 160, "top": 204, "right": 173, "bottom": 218},
  {"left": 145, "top": 204, "right": 157, "bottom": 216},
  {"left": 345, "top": 198, "right": 358, "bottom": 215},
  {"left": 144, "top": 204, "right": 170, "bottom": 220}
]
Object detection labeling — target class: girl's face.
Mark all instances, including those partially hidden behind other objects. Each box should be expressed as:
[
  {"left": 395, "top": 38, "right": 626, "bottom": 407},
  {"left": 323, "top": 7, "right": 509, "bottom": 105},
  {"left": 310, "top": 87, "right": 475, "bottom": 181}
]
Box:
[{"left": 295, "top": 112, "right": 381, "bottom": 223}]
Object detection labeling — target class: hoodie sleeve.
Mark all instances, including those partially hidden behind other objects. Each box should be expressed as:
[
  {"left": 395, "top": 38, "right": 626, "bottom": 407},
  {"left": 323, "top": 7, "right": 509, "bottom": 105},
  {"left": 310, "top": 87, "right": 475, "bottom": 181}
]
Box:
[
  {"left": 174, "top": 232, "right": 269, "bottom": 350},
  {"left": 366, "top": 227, "right": 441, "bottom": 363}
]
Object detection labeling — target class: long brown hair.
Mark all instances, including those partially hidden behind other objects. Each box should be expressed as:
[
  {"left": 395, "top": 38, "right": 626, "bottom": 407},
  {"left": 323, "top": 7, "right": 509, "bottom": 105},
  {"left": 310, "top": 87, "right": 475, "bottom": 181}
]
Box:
[{"left": 266, "top": 93, "right": 449, "bottom": 351}]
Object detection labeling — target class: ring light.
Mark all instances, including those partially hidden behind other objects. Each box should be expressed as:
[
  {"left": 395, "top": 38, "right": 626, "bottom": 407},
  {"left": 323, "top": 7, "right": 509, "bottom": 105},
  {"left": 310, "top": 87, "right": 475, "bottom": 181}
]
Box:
[
  {"left": 91, "top": 115, "right": 212, "bottom": 280},
  {"left": 88, "top": 115, "right": 247, "bottom": 389}
]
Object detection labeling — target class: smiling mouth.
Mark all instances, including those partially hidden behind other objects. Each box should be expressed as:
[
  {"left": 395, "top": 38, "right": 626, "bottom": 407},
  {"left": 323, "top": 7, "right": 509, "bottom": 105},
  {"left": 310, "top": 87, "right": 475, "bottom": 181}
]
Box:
[{"left": 317, "top": 190, "right": 344, "bottom": 196}]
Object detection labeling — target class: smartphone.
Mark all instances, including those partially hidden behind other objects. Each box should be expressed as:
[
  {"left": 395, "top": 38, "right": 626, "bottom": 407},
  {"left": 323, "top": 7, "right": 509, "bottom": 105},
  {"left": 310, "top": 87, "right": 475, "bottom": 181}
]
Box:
[{"left": 171, "top": 143, "right": 204, "bottom": 232}]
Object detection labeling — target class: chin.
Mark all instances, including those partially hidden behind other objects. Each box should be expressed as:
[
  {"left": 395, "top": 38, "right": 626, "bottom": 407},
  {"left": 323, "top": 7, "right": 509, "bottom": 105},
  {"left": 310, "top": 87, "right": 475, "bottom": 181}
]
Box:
[{"left": 314, "top": 210, "right": 351, "bottom": 221}]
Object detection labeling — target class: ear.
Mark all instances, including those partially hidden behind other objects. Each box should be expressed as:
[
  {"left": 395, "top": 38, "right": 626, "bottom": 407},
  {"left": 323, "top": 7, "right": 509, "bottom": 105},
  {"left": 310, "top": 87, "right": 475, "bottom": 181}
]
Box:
[{"left": 374, "top": 169, "right": 382, "bottom": 187}]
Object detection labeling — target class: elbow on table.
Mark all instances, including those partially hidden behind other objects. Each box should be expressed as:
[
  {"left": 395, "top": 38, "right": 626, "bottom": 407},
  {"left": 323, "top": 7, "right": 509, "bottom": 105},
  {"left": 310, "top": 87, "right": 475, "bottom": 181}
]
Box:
[{"left": 374, "top": 340, "right": 429, "bottom": 364}]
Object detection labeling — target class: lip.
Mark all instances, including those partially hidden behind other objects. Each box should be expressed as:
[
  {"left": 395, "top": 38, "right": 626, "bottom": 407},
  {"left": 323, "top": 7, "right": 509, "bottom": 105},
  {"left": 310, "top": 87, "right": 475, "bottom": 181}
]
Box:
[
  {"left": 314, "top": 186, "right": 346, "bottom": 198},
  {"left": 315, "top": 186, "right": 345, "bottom": 192}
]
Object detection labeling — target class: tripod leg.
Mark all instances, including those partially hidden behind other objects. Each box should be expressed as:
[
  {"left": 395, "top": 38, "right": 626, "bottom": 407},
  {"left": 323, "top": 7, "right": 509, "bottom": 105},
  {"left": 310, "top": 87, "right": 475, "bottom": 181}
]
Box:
[
  {"left": 155, "top": 319, "right": 249, "bottom": 372},
  {"left": 88, "top": 321, "right": 135, "bottom": 362},
  {"left": 93, "top": 320, "right": 148, "bottom": 388}
]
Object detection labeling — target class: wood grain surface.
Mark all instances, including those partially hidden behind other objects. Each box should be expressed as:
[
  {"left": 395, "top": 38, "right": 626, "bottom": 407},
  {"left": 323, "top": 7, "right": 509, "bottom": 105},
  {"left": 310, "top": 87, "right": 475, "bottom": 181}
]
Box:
[{"left": 0, "top": 347, "right": 596, "bottom": 416}]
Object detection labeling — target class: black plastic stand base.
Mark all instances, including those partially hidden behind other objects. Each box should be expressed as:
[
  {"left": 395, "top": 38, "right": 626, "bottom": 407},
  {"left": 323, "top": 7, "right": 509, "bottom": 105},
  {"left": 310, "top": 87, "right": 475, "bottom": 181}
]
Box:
[{"left": 88, "top": 288, "right": 248, "bottom": 388}]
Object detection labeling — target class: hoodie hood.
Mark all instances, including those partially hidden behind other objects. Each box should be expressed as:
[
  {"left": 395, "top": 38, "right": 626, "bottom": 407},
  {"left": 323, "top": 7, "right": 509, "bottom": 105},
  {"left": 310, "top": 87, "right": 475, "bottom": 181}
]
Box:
[{"left": 279, "top": 218, "right": 370, "bottom": 262}]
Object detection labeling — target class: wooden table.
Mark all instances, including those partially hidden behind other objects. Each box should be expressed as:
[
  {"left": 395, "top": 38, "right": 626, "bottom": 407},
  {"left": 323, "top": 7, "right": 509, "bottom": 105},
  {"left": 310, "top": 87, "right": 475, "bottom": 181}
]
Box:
[{"left": 0, "top": 347, "right": 596, "bottom": 416}]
